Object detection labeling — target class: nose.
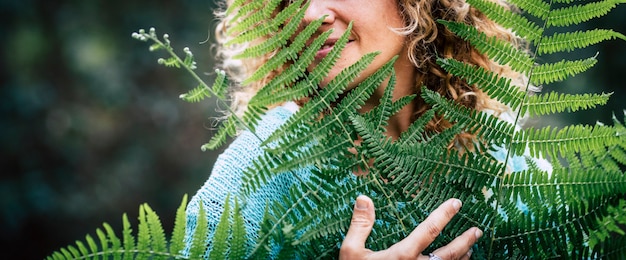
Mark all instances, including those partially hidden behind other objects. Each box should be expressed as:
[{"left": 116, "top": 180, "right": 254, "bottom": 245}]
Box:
[{"left": 303, "top": 0, "right": 335, "bottom": 26}]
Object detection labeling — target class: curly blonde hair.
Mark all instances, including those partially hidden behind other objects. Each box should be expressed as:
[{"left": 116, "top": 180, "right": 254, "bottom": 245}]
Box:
[{"left": 213, "top": 0, "right": 531, "bottom": 145}]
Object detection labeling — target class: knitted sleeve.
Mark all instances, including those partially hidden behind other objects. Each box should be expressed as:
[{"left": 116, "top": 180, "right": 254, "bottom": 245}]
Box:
[{"left": 181, "top": 102, "right": 304, "bottom": 258}]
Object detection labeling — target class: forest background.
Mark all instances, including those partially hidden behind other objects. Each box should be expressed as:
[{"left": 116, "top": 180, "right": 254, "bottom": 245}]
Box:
[{"left": 1, "top": 0, "right": 625, "bottom": 259}]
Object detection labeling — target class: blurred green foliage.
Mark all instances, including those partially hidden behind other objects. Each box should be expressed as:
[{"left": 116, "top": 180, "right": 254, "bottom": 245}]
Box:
[{"left": 0, "top": 0, "right": 624, "bottom": 259}]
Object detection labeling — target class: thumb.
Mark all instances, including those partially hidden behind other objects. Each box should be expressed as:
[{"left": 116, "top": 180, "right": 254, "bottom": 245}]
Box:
[{"left": 342, "top": 195, "right": 375, "bottom": 250}]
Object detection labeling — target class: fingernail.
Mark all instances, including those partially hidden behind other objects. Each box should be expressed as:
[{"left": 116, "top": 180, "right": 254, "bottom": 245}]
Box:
[
  {"left": 356, "top": 196, "right": 368, "bottom": 210},
  {"left": 453, "top": 199, "right": 462, "bottom": 211},
  {"left": 475, "top": 228, "right": 483, "bottom": 239},
  {"left": 467, "top": 248, "right": 473, "bottom": 257}
]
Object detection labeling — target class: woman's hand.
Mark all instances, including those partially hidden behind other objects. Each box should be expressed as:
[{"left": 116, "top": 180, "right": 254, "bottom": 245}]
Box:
[{"left": 340, "top": 195, "right": 482, "bottom": 260}]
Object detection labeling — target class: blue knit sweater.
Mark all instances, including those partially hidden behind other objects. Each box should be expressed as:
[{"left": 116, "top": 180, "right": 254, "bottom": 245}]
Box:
[
  {"left": 182, "top": 102, "right": 306, "bottom": 258},
  {"left": 182, "top": 102, "right": 552, "bottom": 258}
]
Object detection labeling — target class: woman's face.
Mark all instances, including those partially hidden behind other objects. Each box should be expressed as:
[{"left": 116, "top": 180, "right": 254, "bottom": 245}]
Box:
[{"left": 302, "top": 0, "right": 411, "bottom": 88}]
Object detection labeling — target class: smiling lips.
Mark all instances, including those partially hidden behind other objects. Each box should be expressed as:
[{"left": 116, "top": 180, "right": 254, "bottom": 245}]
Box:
[{"left": 315, "top": 38, "right": 354, "bottom": 60}]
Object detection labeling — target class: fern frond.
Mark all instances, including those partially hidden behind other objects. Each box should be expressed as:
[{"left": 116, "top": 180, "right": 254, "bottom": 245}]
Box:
[
  {"left": 271, "top": 137, "right": 353, "bottom": 175},
  {"left": 122, "top": 213, "right": 134, "bottom": 260},
  {"left": 144, "top": 204, "right": 168, "bottom": 256},
  {"left": 523, "top": 91, "right": 611, "bottom": 117},
  {"left": 103, "top": 223, "right": 122, "bottom": 260},
  {"left": 593, "top": 231, "right": 626, "bottom": 259},
  {"left": 246, "top": 29, "right": 330, "bottom": 104},
  {"left": 538, "top": 29, "right": 626, "bottom": 55},
  {"left": 389, "top": 95, "right": 416, "bottom": 121},
  {"left": 227, "top": 0, "right": 282, "bottom": 36},
  {"left": 590, "top": 199, "right": 626, "bottom": 254},
  {"left": 398, "top": 109, "right": 436, "bottom": 145},
  {"left": 263, "top": 51, "right": 378, "bottom": 146},
  {"left": 512, "top": 123, "right": 621, "bottom": 159},
  {"left": 531, "top": 56, "right": 598, "bottom": 85},
  {"left": 506, "top": 0, "right": 551, "bottom": 20},
  {"left": 189, "top": 202, "right": 209, "bottom": 259},
  {"left": 168, "top": 194, "right": 188, "bottom": 257},
  {"left": 293, "top": 177, "right": 371, "bottom": 245},
  {"left": 227, "top": 0, "right": 303, "bottom": 46},
  {"left": 547, "top": 0, "right": 626, "bottom": 27},
  {"left": 363, "top": 70, "right": 397, "bottom": 132},
  {"left": 201, "top": 116, "right": 238, "bottom": 151},
  {"left": 180, "top": 85, "right": 210, "bottom": 103},
  {"left": 224, "top": 0, "right": 247, "bottom": 16},
  {"left": 439, "top": 20, "right": 534, "bottom": 74},
  {"left": 235, "top": 2, "right": 306, "bottom": 59},
  {"left": 466, "top": 0, "right": 544, "bottom": 43},
  {"left": 249, "top": 175, "right": 331, "bottom": 258},
  {"left": 266, "top": 56, "right": 396, "bottom": 157},
  {"left": 422, "top": 88, "right": 516, "bottom": 146},
  {"left": 437, "top": 58, "right": 526, "bottom": 110},
  {"left": 136, "top": 204, "right": 151, "bottom": 256},
  {"left": 230, "top": 199, "right": 247, "bottom": 259},
  {"left": 243, "top": 15, "right": 325, "bottom": 84},
  {"left": 209, "top": 195, "right": 231, "bottom": 260},
  {"left": 46, "top": 197, "right": 197, "bottom": 259},
  {"left": 158, "top": 56, "right": 181, "bottom": 68}
]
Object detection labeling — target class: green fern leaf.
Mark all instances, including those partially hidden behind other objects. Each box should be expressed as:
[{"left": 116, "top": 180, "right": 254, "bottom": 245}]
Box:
[
  {"left": 144, "top": 204, "right": 167, "bottom": 258},
  {"left": 122, "top": 213, "right": 134, "bottom": 260},
  {"left": 55, "top": 248, "right": 71, "bottom": 259},
  {"left": 74, "top": 240, "right": 89, "bottom": 259},
  {"left": 263, "top": 51, "right": 378, "bottom": 147},
  {"left": 230, "top": 199, "right": 247, "bottom": 259},
  {"left": 531, "top": 57, "right": 598, "bottom": 85},
  {"left": 227, "top": 0, "right": 282, "bottom": 36},
  {"left": 523, "top": 91, "right": 611, "bottom": 117},
  {"left": 227, "top": 0, "right": 304, "bottom": 46},
  {"left": 136, "top": 204, "right": 151, "bottom": 257},
  {"left": 267, "top": 56, "right": 396, "bottom": 159},
  {"left": 179, "top": 73, "right": 227, "bottom": 103},
  {"left": 244, "top": 15, "right": 326, "bottom": 85},
  {"left": 103, "top": 223, "right": 122, "bottom": 260},
  {"left": 224, "top": 0, "right": 248, "bottom": 16},
  {"left": 85, "top": 233, "right": 99, "bottom": 258},
  {"left": 547, "top": 0, "right": 626, "bottom": 27},
  {"left": 209, "top": 195, "right": 231, "bottom": 260},
  {"left": 96, "top": 227, "right": 109, "bottom": 257},
  {"left": 511, "top": 0, "right": 553, "bottom": 19},
  {"left": 189, "top": 202, "right": 209, "bottom": 259},
  {"left": 67, "top": 245, "right": 81, "bottom": 259},
  {"left": 201, "top": 116, "right": 238, "bottom": 151},
  {"left": 538, "top": 29, "right": 626, "bottom": 55},
  {"left": 466, "top": 0, "right": 544, "bottom": 43},
  {"left": 366, "top": 69, "right": 396, "bottom": 131},
  {"left": 398, "top": 109, "right": 436, "bottom": 145},
  {"left": 159, "top": 56, "right": 180, "bottom": 68},
  {"left": 512, "top": 123, "right": 621, "bottom": 159},
  {"left": 437, "top": 58, "right": 526, "bottom": 110},
  {"left": 235, "top": 2, "right": 306, "bottom": 59},
  {"left": 168, "top": 194, "right": 188, "bottom": 257},
  {"left": 422, "top": 87, "right": 516, "bottom": 146},
  {"left": 248, "top": 27, "right": 335, "bottom": 106},
  {"left": 439, "top": 20, "right": 534, "bottom": 74}
]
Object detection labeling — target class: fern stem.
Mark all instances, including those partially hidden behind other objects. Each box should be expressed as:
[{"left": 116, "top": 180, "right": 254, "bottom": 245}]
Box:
[
  {"left": 140, "top": 30, "right": 266, "bottom": 144},
  {"left": 490, "top": 0, "right": 556, "bottom": 257}
]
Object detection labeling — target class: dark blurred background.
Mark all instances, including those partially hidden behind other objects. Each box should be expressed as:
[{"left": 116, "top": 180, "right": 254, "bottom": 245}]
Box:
[
  {"left": 2, "top": 0, "right": 224, "bottom": 259},
  {"left": 1, "top": 1, "right": 625, "bottom": 259}
]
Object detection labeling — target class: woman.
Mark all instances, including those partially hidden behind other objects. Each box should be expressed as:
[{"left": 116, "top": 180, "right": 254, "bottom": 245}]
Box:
[{"left": 184, "top": 0, "right": 536, "bottom": 259}]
